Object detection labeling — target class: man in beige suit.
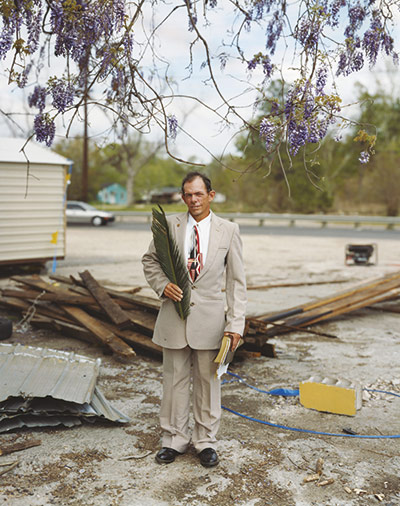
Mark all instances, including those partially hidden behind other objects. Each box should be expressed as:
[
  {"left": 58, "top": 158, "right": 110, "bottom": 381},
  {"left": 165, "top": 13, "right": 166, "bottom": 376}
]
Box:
[{"left": 142, "top": 172, "right": 246, "bottom": 467}]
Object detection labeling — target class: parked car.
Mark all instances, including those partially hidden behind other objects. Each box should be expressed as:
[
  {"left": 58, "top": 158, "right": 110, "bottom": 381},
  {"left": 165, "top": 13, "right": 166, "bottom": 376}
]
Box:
[{"left": 66, "top": 201, "right": 115, "bottom": 226}]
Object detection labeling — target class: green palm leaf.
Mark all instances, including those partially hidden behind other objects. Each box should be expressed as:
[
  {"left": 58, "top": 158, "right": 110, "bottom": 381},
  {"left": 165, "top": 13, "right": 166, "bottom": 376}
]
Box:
[{"left": 151, "top": 205, "right": 191, "bottom": 320}]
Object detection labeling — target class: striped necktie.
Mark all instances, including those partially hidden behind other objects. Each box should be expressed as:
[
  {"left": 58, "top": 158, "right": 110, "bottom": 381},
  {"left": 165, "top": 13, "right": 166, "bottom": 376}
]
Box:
[{"left": 188, "top": 224, "right": 203, "bottom": 281}]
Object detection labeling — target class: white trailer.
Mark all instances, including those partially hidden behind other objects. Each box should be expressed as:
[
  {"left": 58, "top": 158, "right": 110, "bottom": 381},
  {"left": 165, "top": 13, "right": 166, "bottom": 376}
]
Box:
[{"left": 0, "top": 138, "right": 71, "bottom": 267}]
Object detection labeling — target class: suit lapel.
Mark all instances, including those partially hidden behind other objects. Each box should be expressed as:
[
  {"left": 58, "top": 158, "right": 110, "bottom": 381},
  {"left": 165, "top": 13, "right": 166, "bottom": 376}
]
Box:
[
  {"left": 173, "top": 213, "right": 187, "bottom": 262},
  {"left": 196, "top": 212, "right": 222, "bottom": 281}
]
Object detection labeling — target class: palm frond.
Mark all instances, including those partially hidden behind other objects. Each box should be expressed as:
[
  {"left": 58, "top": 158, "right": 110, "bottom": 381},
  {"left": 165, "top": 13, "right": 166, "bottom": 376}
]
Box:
[{"left": 151, "top": 205, "right": 191, "bottom": 320}]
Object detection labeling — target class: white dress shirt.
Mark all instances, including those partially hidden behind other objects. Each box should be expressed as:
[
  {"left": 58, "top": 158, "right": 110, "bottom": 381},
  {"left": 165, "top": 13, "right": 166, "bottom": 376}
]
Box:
[{"left": 185, "top": 212, "right": 212, "bottom": 266}]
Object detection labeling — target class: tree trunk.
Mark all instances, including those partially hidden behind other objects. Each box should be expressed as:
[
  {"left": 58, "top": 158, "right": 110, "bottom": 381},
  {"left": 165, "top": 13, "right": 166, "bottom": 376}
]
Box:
[{"left": 126, "top": 166, "right": 135, "bottom": 206}]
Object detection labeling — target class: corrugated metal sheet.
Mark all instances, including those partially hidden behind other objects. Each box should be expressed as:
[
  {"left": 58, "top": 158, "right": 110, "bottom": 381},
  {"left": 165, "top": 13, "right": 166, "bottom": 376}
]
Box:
[
  {"left": 0, "top": 344, "right": 100, "bottom": 404},
  {"left": 0, "top": 414, "right": 82, "bottom": 433},
  {"left": 0, "top": 141, "right": 68, "bottom": 263},
  {"left": 0, "top": 387, "right": 129, "bottom": 422},
  {"left": 0, "top": 137, "right": 70, "bottom": 165},
  {"left": 0, "top": 344, "right": 130, "bottom": 432}
]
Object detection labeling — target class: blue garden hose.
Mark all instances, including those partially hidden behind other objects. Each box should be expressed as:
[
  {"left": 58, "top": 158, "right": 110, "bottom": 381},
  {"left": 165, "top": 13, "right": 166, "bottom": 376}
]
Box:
[{"left": 221, "top": 371, "right": 400, "bottom": 439}]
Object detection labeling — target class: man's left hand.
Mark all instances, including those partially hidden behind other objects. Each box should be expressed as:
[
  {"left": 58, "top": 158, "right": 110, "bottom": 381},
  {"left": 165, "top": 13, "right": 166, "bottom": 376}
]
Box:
[{"left": 224, "top": 332, "right": 242, "bottom": 352}]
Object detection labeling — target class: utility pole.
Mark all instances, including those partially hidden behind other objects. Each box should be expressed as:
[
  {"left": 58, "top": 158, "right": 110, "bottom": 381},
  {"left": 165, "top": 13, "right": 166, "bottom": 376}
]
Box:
[
  {"left": 80, "top": 52, "right": 89, "bottom": 202},
  {"left": 82, "top": 69, "right": 89, "bottom": 202}
]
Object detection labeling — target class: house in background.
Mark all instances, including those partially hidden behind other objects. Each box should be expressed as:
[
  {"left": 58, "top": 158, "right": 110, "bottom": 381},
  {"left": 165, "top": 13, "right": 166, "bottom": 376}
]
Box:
[
  {"left": 0, "top": 137, "right": 70, "bottom": 267},
  {"left": 150, "top": 187, "right": 181, "bottom": 204},
  {"left": 97, "top": 183, "right": 127, "bottom": 205}
]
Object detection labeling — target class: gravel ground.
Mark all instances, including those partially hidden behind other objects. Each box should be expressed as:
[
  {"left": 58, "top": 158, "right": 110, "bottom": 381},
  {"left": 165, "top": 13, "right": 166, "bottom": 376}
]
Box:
[{"left": 0, "top": 222, "right": 399, "bottom": 506}]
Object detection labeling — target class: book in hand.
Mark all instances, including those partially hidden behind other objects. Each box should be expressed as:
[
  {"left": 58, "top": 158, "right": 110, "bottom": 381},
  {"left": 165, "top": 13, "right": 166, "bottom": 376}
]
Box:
[{"left": 214, "top": 334, "right": 243, "bottom": 379}]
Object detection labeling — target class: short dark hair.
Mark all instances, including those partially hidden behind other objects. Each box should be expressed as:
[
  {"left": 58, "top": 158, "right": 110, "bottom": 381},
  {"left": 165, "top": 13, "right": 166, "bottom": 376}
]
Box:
[{"left": 181, "top": 172, "right": 212, "bottom": 194}]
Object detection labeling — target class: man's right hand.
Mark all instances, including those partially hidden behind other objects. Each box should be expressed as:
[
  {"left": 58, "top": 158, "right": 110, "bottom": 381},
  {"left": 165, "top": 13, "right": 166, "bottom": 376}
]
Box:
[{"left": 163, "top": 282, "right": 183, "bottom": 302}]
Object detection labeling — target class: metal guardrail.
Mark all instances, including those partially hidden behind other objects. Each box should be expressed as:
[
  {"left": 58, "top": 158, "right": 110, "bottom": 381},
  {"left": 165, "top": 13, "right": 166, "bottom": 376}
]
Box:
[{"left": 113, "top": 211, "right": 400, "bottom": 229}]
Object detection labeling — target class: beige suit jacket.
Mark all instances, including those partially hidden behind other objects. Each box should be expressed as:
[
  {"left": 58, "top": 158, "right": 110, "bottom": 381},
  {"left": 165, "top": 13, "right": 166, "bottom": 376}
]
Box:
[{"left": 142, "top": 211, "right": 247, "bottom": 350}]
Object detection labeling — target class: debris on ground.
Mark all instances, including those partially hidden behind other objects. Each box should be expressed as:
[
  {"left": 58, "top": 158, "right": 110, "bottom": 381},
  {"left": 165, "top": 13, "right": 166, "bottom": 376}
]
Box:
[
  {"left": 246, "top": 270, "right": 400, "bottom": 352},
  {"left": 0, "top": 343, "right": 130, "bottom": 432},
  {"left": 0, "top": 272, "right": 161, "bottom": 359},
  {"left": 0, "top": 438, "right": 41, "bottom": 455},
  {"left": 1, "top": 270, "right": 400, "bottom": 362},
  {"left": 0, "top": 460, "right": 19, "bottom": 476},
  {"left": 0, "top": 271, "right": 272, "bottom": 358}
]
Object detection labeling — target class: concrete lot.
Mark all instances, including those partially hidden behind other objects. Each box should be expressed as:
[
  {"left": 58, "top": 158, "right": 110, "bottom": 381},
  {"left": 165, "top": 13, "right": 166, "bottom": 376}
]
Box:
[{"left": 0, "top": 222, "right": 399, "bottom": 505}]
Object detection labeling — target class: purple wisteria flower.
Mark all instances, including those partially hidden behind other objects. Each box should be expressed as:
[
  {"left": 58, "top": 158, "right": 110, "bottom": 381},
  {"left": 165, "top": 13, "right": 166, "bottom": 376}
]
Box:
[
  {"left": 247, "top": 54, "right": 274, "bottom": 79},
  {"left": 188, "top": 13, "right": 197, "bottom": 32},
  {"left": 168, "top": 115, "right": 178, "bottom": 140},
  {"left": 0, "top": 23, "right": 14, "bottom": 60},
  {"left": 259, "top": 117, "right": 278, "bottom": 151},
  {"left": 336, "top": 37, "right": 364, "bottom": 76},
  {"left": 282, "top": 78, "right": 340, "bottom": 156},
  {"left": 315, "top": 66, "right": 328, "bottom": 95},
  {"left": 34, "top": 113, "right": 56, "bottom": 147},
  {"left": 295, "top": 16, "right": 324, "bottom": 51},
  {"left": 362, "top": 12, "right": 397, "bottom": 67},
  {"left": 345, "top": 3, "right": 367, "bottom": 39},
  {"left": 49, "top": 79, "right": 75, "bottom": 113},
  {"left": 1, "top": 0, "right": 399, "bottom": 153},
  {"left": 359, "top": 151, "right": 370, "bottom": 164},
  {"left": 28, "top": 85, "right": 47, "bottom": 112},
  {"left": 328, "top": 0, "right": 346, "bottom": 28},
  {"left": 266, "top": 11, "right": 284, "bottom": 54},
  {"left": 219, "top": 53, "right": 228, "bottom": 71}
]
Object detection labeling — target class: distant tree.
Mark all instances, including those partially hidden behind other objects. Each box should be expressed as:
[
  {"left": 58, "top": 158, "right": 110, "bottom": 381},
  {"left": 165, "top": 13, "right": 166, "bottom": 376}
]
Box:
[
  {"left": 219, "top": 82, "right": 334, "bottom": 212},
  {"left": 54, "top": 137, "right": 123, "bottom": 201},
  {"left": 348, "top": 82, "right": 400, "bottom": 215},
  {"left": 100, "top": 136, "right": 164, "bottom": 206},
  {"left": 134, "top": 156, "right": 189, "bottom": 202},
  {"left": 0, "top": 0, "right": 398, "bottom": 176}
]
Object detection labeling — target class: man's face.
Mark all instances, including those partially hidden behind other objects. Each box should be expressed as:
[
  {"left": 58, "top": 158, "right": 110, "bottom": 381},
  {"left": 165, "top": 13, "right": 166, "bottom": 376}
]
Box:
[{"left": 182, "top": 177, "right": 215, "bottom": 222}]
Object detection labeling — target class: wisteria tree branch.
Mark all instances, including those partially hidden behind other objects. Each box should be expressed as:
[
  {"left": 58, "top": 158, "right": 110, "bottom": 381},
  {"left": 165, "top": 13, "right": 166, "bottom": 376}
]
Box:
[{"left": 0, "top": 0, "right": 398, "bottom": 167}]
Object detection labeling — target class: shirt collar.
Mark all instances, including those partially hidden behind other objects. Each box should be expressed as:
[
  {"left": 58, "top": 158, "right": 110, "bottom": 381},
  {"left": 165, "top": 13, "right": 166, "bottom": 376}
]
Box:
[{"left": 187, "top": 211, "right": 212, "bottom": 228}]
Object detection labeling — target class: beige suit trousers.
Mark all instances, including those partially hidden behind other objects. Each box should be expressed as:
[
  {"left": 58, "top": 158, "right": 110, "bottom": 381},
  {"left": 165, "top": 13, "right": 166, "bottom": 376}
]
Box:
[{"left": 160, "top": 346, "right": 221, "bottom": 453}]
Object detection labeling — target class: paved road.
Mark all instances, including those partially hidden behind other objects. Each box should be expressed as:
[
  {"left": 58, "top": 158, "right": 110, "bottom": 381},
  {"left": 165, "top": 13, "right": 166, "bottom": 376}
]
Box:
[{"left": 70, "top": 221, "right": 400, "bottom": 240}]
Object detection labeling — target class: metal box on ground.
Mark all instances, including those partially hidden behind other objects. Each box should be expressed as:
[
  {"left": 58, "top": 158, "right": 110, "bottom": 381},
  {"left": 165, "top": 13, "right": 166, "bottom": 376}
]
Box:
[{"left": 345, "top": 243, "right": 377, "bottom": 266}]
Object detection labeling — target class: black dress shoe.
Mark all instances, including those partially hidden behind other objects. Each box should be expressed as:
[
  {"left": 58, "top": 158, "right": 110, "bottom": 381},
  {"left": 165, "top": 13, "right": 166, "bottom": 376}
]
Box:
[
  {"left": 155, "top": 447, "right": 181, "bottom": 464},
  {"left": 198, "top": 448, "right": 219, "bottom": 468}
]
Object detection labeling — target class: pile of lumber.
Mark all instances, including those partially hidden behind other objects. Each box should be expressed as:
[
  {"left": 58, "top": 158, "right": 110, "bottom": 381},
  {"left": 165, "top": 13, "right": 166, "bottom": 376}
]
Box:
[
  {"left": 0, "top": 271, "right": 162, "bottom": 360},
  {"left": 1, "top": 270, "right": 400, "bottom": 360},
  {"left": 247, "top": 270, "right": 400, "bottom": 343}
]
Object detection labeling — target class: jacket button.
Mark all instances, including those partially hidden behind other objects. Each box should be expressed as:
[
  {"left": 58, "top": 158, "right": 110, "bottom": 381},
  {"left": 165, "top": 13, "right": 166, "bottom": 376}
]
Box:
[{"left": 190, "top": 302, "right": 195, "bottom": 307}]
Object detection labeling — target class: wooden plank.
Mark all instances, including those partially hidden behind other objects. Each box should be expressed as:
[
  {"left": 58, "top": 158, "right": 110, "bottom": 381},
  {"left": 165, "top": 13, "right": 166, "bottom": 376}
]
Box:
[
  {"left": 300, "top": 289, "right": 400, "bottom": 327},
  {"left": 106, "top": 289, "right": 161, "bottom": 313},
  {"left": 125, "top": 309, "right": 156, "bottom": 336},
  {"left": 255, "top": 283, "right": 400, "bottom": 339},
  {"left": 0, "top": 439, "right": 41, "bottom": 456},
  {"left": 281, "top": 280, "right": 400, "bottom": 329},
  {"left": 62, "top": 305, "right": 135, "bottom": 358},
  {"left": 10, "top": 275, "right": 87, "bottom": 300},
  {"left": 29, "top": 315, "right": 96, "bottom": 345},
  {"left": 252, "top": 271, "right": 400, "bottom": 328},
  {"left": 49, "top": 273, "right": 161, "bottom": 313},
  {"left": 99, "top": 321, "right": 162, "bottom": 359},
  {"left": 258, "top": 270, "right": 400, "bottom": 322},
  {"left": 0, "top": 296, "right": 76, "bottom": 325},
  {"left": 1, "top": 288, "right": 97, "bottom": 306},
  {"left": 79, "top": 270, "right": 131, "bottom": 328},
  {"left": 247, "top": 318, "right": 339, "bottom": 339},
  {"left": 245, "top": 279, "right": 351, "bottom": 290},
  {"left": 0, "top": 296, "right": 31, "bottom": 312}
]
